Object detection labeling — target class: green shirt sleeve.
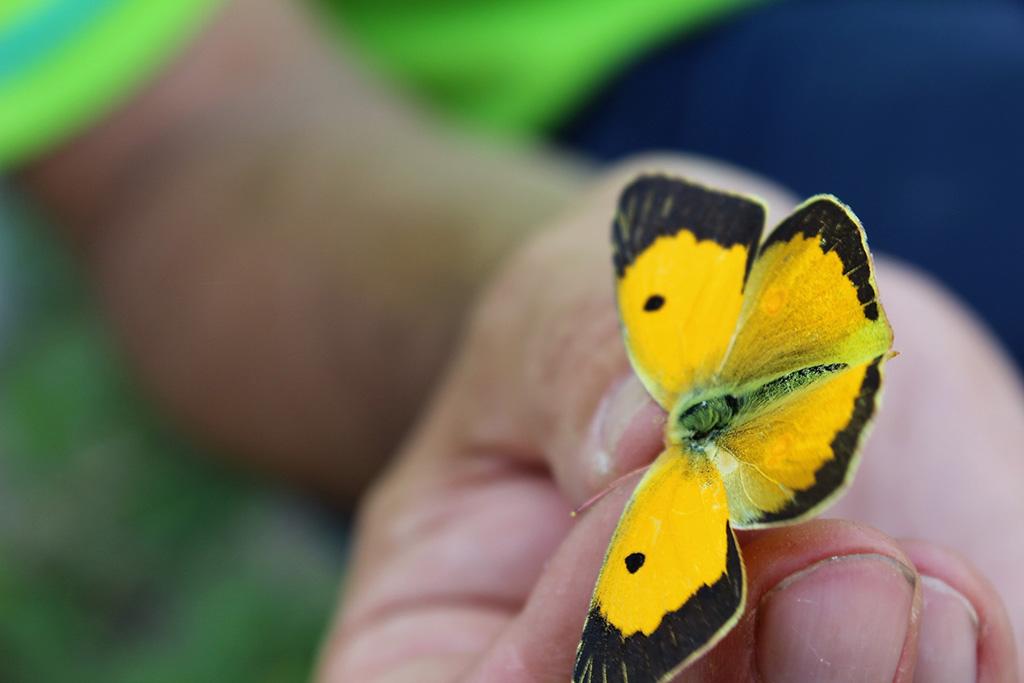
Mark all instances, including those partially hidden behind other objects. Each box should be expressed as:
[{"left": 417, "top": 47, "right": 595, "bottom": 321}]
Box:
[
  {"left": 329, "top": 0, "right": 764, "bottom": 136},
  {"left": 0, "top": 0, "right": 219, "bottom": 169}
]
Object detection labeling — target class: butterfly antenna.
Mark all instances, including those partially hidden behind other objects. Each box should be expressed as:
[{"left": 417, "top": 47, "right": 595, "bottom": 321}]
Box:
[{"left": 571, "top": 464, "right": 652, "bottom": 517}]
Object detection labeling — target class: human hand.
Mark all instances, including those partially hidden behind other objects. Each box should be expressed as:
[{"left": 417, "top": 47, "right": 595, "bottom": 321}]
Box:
[{"left": 318, "top": 157, "right": 1021, "bottom": 682}]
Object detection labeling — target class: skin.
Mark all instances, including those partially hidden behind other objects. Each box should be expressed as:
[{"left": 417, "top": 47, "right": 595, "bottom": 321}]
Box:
[{"left": 12, "top": 0, "right": 1022, "bottom": 679}]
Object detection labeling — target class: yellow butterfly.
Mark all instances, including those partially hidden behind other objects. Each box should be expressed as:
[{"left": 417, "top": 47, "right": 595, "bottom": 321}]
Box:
[{"left": 573, "top": 175, "right": 894, "bottom": 683}]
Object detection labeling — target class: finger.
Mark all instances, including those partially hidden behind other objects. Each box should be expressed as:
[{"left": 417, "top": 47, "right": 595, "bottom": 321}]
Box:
[
  {"left": 318, "top": 458, "right": 573, "bottom": 682},
  {"left": 699, "top": 522, "right": 922, "bottom": 683},
  {"left": 465, "top": 465, "right": 923, "bottom": 683},
  {"left": 828, "top": 260, "right": 1024, "bottom": 658},
  {"left": 420, "top": 154, "right": 798, "bottom": 506},
  {"left": 899, "top": 539, "right": 1019, "bottom": 683}
]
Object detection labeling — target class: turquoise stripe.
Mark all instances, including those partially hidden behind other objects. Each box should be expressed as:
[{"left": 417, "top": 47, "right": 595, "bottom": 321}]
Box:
[{"left": 0, "top": 0, "right": 121, "bottom": 83}]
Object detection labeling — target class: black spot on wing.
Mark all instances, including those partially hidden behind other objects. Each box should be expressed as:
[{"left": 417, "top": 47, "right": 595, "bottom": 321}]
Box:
[
  {"left": 625, "top": 552, "right": 646, "bottom": 573},
  {"left": 573, "top": 527, "right": 744, "bottom": 683},
  {"left": 761, "top": 198, "right": 880, "bottom": 321},
  {"left": 613, "top": 176, "right": 764, "bottom": 280},
  {"left": 755, "top": 357, "right": 884, "bottom": 524},
  {"left": 644, "top": 294, "right": 665, "bottom": 311}
]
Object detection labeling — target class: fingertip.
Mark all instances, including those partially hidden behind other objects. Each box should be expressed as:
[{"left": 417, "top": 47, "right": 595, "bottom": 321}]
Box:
[
  {"left": 572, "top": 373, "right": 664, "bottom": 504},
  {"left": 900, "top": 539, "right": 1019, "bottom": 683},
  {"left": 737, "top": 518, "right": 917, "bottom": 592},
  {"left": 691, "top": 519, "right": 923, "bottom": 682}
]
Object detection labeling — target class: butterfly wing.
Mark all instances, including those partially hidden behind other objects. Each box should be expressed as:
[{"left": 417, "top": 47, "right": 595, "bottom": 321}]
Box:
[
  {"left": 573, "top": 448, "right": 745, "bottom": 683},
  {"left": 718, "top": 196, "right": 893, "bottom": 387},
  {"left": 715, "top": 356, "right": 886, "bottom": 527},
  {"left": 614, "top": 176, "right": 764, "bottom": 409},
  {"left": 714, "top": 196, "right": 893, "bottom": 527}
]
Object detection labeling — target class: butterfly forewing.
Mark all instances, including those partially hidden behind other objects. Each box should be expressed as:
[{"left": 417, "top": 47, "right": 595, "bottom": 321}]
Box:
[
  {"left": 718, "top": 196, "right": 893, "bottom": 388},
  {"left": 613, "top": 176, "right": 764, "bottom": 408}
]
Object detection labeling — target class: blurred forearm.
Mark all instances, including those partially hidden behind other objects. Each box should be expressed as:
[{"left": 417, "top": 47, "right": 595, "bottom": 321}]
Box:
[{"left": 15, "top": 0, "right": 590, "bottom": 502}]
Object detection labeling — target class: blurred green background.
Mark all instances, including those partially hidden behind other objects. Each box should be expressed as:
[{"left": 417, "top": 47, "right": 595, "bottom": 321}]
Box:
[{"left": 0, "top": 188, "right": 346, "bottom": 683}]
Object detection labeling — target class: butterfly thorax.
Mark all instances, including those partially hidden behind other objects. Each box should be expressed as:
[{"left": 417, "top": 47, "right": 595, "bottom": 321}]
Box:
[{"left": 668, "top": 392, "right": 741, "bottom": 451}]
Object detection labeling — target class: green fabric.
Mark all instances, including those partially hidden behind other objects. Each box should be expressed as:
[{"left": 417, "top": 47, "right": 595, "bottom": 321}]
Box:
[
  {"left": 327, "top": 0, "right": 764, "bottom": 135},
  {"left": 0, "top": 0, "right": 218, "bottom": 168},
  {"left": 1, "top": 0, "right": 763, "bottom": 167}
]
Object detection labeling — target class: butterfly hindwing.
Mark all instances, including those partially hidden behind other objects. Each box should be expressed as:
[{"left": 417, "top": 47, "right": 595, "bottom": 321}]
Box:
[
  {"left": 614, "top": 176, "right": 764, "bottom": 409},
  {"left": 715, "top": 355, "right": 886, "bottom": 527},
  {"left": 573, "top": 448, "right": 745, "bottom": 683}
]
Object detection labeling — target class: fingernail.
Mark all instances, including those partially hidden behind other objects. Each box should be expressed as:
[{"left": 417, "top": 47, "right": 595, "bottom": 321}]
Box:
[
  {"left": 913, "top": 576, "right": 978, "bottom": 683},
  {"left": 757, "top": 553, "right": 917, "bottom": 683},
  {"left": 587, "top": 375, "right": 662, "bottom": 478}
]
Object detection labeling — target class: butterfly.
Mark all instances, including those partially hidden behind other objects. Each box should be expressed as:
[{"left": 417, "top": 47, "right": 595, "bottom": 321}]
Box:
[{"left": 572, "top": 175, "right": 894, "bottom": 683}]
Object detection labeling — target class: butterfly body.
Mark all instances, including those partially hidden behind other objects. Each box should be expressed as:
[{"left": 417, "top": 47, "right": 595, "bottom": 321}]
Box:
[
  {"left": 672, "top": 393, "right": 740, "bottom": 443},
  {"left": 573, "top": 176, "right": 893, "bottom": 683}
]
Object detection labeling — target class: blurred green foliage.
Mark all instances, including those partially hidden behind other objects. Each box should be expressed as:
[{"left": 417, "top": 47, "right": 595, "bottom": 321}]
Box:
[{"left": 0, "top": 194, "right": 344, "bottom": 683}]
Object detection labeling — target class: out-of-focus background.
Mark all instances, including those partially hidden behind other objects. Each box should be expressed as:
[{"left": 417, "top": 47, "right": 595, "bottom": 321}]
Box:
[
  {"left": 2, "top": 0, "right": 1023, "bottom": 681},
  {"left": 0, "top": 188, "right": 345, "bottom": 681}
]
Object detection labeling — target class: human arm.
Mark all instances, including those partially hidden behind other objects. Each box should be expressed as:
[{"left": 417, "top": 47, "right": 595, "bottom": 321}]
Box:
[{"left": 13, "top": 0, "right": 589, "bottom": 500}]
